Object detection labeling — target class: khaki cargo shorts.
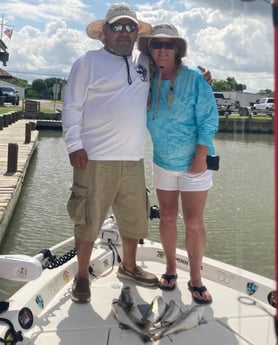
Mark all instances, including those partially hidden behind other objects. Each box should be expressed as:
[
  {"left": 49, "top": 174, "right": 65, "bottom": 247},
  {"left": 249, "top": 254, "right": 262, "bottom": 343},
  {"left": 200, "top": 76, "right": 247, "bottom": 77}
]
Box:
[{"left": 67, "top": 160, "right": 148, "bottom": 242}]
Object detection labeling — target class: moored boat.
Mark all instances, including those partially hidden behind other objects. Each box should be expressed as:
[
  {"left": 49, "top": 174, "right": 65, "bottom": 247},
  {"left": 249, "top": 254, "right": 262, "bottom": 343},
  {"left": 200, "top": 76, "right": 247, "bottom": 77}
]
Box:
[{"left": 0, "top": 216, "right": 275, "bottom": 344}]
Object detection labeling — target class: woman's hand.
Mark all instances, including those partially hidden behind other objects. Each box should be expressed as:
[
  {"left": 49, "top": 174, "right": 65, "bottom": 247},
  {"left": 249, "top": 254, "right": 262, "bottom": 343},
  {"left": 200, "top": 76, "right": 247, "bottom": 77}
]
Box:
[{"left": 188, "top": 155, "right": 207, "bottom": 173}]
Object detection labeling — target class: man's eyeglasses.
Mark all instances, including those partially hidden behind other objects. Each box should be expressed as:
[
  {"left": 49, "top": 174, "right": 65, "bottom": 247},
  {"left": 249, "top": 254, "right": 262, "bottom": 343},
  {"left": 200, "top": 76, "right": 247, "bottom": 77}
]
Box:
[
  {"left": 106, "top": 22, "right": 138, "bottom": 33},
  {"left": 149, "top": 41, "right": 177, "bottom": 50}
]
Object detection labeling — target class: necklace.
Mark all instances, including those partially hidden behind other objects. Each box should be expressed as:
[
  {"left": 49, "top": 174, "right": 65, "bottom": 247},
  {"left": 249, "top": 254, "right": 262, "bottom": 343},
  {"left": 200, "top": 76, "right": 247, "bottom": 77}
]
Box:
[
  {"left": 153, "top": 66, "right": 179, "bottom": 119},
  {"left": 168, "top": 74, "right": 176, "bottom": 105}
]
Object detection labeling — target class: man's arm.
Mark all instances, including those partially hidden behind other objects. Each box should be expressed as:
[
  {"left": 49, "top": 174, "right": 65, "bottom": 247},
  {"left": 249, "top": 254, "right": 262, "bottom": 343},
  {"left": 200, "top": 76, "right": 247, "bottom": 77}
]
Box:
[{"left": 198, "top": 65, "right": 212, "bottom": 84}]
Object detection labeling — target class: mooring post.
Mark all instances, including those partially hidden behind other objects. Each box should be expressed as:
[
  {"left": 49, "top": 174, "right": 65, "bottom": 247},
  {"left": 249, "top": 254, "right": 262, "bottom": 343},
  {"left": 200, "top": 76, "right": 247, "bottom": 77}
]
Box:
[
  {"left": 3, "top": 114, "right": 9, "bottom": 127},
  {"left": 25, "top": 122, "right": 32, "bottom": 144},
  {"left": 7, "top": 143, "right": 18, "bottom": 173},
  {"left": 29, "top": 121, "right": 36, "bottom": 131}
]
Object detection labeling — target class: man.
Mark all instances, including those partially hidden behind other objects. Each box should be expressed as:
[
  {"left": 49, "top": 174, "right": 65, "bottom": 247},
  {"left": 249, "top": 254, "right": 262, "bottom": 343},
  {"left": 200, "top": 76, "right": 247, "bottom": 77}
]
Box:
[{"left": 62, "top": 3, "right": 158, "bottom": 303}]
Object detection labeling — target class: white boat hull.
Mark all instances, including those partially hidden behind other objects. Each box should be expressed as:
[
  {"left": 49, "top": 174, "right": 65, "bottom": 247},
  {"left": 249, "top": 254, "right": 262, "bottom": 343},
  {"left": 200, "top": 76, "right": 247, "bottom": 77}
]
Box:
[{"left": 0, "top": 218, "right": 275, "bottom": 345}]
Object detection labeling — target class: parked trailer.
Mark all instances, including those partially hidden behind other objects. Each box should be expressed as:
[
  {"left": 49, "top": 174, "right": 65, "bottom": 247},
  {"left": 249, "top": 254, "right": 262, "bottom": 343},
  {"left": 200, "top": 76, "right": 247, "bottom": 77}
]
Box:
[{"left": 214, "top": 91, "right": 269, "bottom": 116}]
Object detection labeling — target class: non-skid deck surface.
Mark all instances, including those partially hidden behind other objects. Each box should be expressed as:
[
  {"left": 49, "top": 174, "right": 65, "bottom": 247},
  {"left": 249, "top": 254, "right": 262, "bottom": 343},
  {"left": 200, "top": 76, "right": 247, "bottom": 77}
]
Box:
[{"left": 22, "top": 261, "right": 275, "bottom": 345}]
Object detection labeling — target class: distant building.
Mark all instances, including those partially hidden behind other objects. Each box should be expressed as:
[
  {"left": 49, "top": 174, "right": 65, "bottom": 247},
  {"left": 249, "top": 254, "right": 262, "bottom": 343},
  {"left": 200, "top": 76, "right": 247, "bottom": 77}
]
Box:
[
  {"left": 0, "top": 67, "right": 12, "bottom": 78},
  {"left": 0, "top": 39, "right": 9, "bottom": 66}
]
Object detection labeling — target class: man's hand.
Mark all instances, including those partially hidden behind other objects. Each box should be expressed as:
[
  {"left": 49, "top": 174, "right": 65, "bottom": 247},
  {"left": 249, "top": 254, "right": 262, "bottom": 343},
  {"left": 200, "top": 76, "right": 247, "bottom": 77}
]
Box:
[
  {"left": 69, "top": 149, "right": 88, "bottom": 169},
  {"left": 198, "top": 65, "right": 212, "bottom": 84}
]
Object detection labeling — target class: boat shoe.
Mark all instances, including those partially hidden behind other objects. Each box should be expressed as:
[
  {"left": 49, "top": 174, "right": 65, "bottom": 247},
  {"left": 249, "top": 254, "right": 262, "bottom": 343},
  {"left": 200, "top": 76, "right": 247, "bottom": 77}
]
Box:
[
  {"left": 71, "top": 277, "right": 91, "bottom": 303},
  {"left": 117, "top": 263, "right": 158, "bottom": 287}
]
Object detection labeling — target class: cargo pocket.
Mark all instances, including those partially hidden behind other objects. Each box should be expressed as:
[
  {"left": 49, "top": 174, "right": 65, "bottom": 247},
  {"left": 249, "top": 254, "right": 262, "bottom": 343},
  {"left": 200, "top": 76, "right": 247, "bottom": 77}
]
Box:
[{"left": 67, "top": 184, "right": 88, "bottom": 225}]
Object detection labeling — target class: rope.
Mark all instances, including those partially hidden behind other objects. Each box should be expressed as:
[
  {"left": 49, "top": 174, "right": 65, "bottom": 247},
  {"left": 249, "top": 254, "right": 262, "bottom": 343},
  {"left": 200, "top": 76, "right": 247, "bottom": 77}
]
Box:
[{"left": 123, "top": 56, "right": 132, "bottom": 85}]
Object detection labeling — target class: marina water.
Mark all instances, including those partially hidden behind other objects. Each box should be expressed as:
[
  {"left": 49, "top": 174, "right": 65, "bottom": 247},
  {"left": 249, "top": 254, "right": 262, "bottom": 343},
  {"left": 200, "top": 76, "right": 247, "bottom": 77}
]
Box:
[{"left": 0, "top": 130, "right": 274, "bottom": 299}]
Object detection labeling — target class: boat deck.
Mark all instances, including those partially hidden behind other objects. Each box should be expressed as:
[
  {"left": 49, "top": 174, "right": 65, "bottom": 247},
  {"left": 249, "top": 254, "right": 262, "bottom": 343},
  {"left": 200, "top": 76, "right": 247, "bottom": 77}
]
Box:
[{"left": 2, "top": 248, "right": 275, "bottom": 345}]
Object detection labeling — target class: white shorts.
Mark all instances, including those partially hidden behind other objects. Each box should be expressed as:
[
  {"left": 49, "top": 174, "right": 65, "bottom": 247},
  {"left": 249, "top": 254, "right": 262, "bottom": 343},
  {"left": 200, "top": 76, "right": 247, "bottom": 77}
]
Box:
[{"left": 153, "top": 164, "right": 213, "bottom": 192}]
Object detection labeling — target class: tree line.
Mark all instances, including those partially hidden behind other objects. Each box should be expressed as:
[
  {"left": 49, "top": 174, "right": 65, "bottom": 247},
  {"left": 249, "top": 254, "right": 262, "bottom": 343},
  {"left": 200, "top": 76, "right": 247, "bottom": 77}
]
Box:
[
  {"left": 3, "top": 76, "right": 65, "bottom": 99},
  {"left": 212, "top": 77, "right": 273, "bottom": 96},
  {"left": 2, "top": 75, "right": 274, "bottom": 99}
]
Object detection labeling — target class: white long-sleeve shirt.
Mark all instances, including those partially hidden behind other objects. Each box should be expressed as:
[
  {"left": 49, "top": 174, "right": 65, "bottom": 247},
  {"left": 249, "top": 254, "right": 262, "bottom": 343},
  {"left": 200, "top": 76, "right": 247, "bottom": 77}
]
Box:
[{"left": 62, "top": 48, "right": 150, "bottom": 160}]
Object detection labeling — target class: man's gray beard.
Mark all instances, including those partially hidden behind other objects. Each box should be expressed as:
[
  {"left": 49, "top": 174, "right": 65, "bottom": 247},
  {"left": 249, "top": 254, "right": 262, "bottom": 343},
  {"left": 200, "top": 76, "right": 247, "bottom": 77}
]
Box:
[{"left": 106, "top": 44, "right": 133, "bottom": 56}]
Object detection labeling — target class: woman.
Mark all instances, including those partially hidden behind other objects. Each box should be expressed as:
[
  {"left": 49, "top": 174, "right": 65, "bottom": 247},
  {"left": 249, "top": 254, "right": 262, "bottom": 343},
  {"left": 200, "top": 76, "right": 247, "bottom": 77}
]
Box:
[{"left": 138, "top": 24, "right": 218, "bottom": 304}]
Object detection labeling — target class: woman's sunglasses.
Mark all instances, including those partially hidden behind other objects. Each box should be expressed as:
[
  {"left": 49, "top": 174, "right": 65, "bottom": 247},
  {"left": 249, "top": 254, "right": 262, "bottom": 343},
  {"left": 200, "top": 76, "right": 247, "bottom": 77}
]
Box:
[
  {"left": 106, "top": 22, "right": 138, "bottom": 33},
  {"left": 149, "top": 41, "right": 177, "bottom": 50}
]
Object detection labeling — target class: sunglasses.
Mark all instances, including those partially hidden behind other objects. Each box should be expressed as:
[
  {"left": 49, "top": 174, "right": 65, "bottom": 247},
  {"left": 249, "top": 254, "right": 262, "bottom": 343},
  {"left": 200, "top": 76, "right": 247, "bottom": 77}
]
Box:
[
  {"left": 106, "top": 22, "right": 138, "bottom": 33},
  {"left": 150, "top": 41, "right": 177, "bottom": 50}
]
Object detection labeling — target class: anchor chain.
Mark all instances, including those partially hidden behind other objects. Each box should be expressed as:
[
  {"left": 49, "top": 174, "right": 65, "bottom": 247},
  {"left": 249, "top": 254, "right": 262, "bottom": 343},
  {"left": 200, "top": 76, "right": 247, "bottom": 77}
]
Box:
[{"left": 40, "top": 248, "right": 76, "bottom": 269}]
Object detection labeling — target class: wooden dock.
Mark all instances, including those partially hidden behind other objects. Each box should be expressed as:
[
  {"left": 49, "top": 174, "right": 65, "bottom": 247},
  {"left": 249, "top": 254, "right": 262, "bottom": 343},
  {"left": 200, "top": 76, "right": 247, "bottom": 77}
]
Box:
[{"left": 0, "top": 119, "right": 38, "bottom": 243}]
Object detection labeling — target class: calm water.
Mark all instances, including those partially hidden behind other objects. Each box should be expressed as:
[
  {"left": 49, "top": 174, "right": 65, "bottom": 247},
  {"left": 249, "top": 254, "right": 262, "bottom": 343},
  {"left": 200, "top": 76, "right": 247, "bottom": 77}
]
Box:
[{"left": 0, "top": 130, "right": 274, "bottom": 299}]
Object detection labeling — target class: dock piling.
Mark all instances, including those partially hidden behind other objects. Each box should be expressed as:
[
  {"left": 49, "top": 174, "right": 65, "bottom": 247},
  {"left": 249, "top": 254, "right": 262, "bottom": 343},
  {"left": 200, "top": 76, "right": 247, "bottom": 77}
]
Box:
[
  {"left": 7, "top": 143, "right": 18, "bottom": 173},
  {"left": 25, "top": 123, "right": 32, "bottom": 144}
]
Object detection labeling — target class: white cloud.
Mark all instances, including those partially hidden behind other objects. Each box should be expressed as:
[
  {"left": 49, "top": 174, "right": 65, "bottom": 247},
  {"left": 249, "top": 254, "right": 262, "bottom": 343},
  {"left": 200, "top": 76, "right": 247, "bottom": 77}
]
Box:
[
  {"left": 3, "top": 18, "right": 100, "bottom": 81},
  {"left": 0, "top": 0, "right": 274, "bottom": 92}
]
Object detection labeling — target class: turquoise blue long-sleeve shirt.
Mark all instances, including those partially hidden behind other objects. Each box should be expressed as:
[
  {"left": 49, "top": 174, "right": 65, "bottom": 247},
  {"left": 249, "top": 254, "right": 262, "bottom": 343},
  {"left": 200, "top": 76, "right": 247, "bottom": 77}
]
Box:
[{"left": 147, "top": 65, "right": 219, "bottom": 171}]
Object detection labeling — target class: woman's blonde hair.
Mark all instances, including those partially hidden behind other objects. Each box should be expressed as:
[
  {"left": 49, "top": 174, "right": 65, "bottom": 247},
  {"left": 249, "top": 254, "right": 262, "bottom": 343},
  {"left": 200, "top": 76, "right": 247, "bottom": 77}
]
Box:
[{"left": 147, "top": 55, "right": 183, "bottom": 112}]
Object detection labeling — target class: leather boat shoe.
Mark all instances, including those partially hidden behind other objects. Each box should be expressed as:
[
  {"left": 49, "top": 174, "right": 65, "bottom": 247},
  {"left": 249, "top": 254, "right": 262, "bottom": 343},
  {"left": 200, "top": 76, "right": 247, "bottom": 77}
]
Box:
[
  {"left": 71, "top": 277, "right": 91, "bottom": 303},
  {"left": 117, "top": 263, "right": 158, "bottom": 287}
]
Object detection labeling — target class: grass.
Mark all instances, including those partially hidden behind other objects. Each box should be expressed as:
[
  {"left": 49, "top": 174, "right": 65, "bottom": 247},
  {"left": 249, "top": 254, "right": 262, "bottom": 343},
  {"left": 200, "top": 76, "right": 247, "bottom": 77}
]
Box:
[{"left": 0, "top": 106, "right": 21, "bottom": 115}]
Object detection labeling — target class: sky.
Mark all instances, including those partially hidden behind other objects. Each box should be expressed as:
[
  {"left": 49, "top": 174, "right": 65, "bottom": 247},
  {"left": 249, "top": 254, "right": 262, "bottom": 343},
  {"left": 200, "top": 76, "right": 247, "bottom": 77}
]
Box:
[{"left": 0, "top": 0, "right": 274, "bottom": 93}]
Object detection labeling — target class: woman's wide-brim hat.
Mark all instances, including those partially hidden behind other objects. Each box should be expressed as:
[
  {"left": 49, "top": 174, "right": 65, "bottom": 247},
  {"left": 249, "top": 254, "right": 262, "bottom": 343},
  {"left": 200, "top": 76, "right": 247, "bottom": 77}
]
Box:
[
  {"left": 86, "top": 3, "right": 152, "bottom": 42},
  {"left": 138, "top": 24, "right": 187, "bottom": 57}
]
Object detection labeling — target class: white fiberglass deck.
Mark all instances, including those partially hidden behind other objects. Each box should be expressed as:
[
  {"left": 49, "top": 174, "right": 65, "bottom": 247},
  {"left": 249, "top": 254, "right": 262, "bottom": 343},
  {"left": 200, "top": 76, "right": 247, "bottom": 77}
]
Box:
[{"left": 0, "top": 239, "right": 275, "bottom": 345}]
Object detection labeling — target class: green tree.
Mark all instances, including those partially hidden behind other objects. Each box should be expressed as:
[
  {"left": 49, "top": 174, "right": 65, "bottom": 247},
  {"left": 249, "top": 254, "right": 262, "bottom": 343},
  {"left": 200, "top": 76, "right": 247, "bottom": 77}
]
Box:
[
  {"left": 235, "top": 83, "right": 246, "bottom": 92},
  {"left": 258, "top": 89, "right": 274, "bottom": 97},
  {"left": 44, "top": 78, "right": 64, "bottom": 99},
  {"left": 32, "top": 79, "right": 47, "bottom": 94},
  {"left": 212, "top": 79, "right": 232, "bottom": 91},
  {"left": 0, "top": 77, "right": 29, "bottom": 89},
  {"left": 213, "top": 77, "right": 247, "bottom": 92}
]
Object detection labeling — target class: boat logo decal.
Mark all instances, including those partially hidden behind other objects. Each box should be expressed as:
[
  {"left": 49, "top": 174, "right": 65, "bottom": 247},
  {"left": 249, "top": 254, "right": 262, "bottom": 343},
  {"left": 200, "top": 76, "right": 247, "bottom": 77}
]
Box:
[
  {"left": 35, "top": 294, "right": 44, "bottom": 309},
  {"left": 157, "top": 251, "right": 191, "bottom": 267},
  {"left": 175, "top": 256, "right": 189, "bottom": 266},
  {"left": 267, "top": 290, "right": 276, "bottom": 308},
  {"left": 246, "top": 282, "right": 257, "bottom": 296},
  {"left": 217, "top": 271, "right": 235, "bottom": 285},
  {"left": 156, "top": 250, "right": 164, "bottom": 258},
  {"left": 63, "top": 270, "right": 70, "bottom": 283},
  {"left": 103, "top": 259, "right": 110, "bottom": 267},
  {"left": 18, "top": 307, "right": 33, "bottom": 329}
]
